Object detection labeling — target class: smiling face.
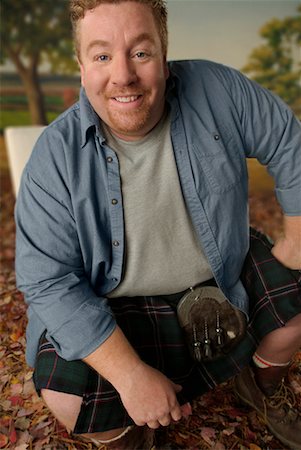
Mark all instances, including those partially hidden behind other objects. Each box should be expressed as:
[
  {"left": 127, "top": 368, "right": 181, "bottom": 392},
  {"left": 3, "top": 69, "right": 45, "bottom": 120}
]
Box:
[{"left": 78, "top": 1, "right": 169, "bottom": 141}]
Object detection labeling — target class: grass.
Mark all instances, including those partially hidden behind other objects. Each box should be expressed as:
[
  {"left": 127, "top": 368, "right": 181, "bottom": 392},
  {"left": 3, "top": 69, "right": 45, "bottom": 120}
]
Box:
[
  {"left": 0, "top": 110, "right": 59, "bottom": 132},
  {"left": 1, "top": 95, "right": 64, "bottom": 107}
]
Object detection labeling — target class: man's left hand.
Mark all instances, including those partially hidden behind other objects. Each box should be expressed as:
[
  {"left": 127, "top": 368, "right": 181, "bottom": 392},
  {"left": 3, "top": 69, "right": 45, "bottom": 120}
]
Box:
[
  {"left": 271, "top": 215, "right": 301, "bottom": 270},
  {"left": 272, "top": 236, "right": 301, "bottom": 270}
]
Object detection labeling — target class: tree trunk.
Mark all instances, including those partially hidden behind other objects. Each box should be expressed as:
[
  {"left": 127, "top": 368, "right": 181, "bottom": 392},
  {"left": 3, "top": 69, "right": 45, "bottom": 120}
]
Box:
[
  {"left": 21, "top": 67, "right": 48, "bottom": 126},
  {"left": 7, "top": 49, "right": 48, "bottom": 125}
]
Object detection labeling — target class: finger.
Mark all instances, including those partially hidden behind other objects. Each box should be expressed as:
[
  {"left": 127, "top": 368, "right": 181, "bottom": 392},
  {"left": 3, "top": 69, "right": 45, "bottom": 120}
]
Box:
[
  {"left": 147, "top": 420, "right": 161, "bottom": 429},
  {"left": 133, "top": 419, "right": 146, "bottom": 427},
  {"left": 170, "top": 404, "right": 182, "bottom": 422},
  {"left": 158, "top": 415, "right": 172, "bottom": 427},
  {"left": 173, "top": 383, "right": 182, "bottom": 393}
]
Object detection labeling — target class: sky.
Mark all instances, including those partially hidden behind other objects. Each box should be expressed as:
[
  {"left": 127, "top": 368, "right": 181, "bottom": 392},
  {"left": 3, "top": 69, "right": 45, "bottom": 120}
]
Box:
[
  {"left": 167, "top": 0, "right": 300, "bottom": 70},
  {"left": 0, "top": 0, "right": 299, "bottom": 73}
]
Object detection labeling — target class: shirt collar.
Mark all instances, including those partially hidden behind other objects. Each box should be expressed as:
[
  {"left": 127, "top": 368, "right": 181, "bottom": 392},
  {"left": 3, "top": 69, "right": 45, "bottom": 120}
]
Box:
[{"left": 79, "top": 88, "right": 106, "bottom": 148}]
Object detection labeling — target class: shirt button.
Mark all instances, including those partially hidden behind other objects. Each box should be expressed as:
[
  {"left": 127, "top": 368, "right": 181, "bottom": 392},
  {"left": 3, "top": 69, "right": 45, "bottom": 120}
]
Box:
[
  {"left": 111, "top": 198, "right": 118, "bottom": 205},
  {"left": 214, "top": 133, "right": 220, "bottom": 141},
  {"left": 112, "top": 240, "right": 120, "bottom": 247},
  {"left": 107, "top": 156, "right": 113, "bottom": 163}
]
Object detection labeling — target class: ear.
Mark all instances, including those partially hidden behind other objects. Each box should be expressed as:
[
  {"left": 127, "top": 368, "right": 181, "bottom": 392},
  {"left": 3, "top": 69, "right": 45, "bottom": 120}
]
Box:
[{"left": 163, "top": 57, "right": 169, "bottom": 80}]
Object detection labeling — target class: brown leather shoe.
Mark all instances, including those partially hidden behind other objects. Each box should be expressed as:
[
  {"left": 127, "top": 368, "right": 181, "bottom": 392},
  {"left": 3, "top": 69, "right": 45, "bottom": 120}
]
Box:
[{"left": 234, "top": 366, "right": 301, "bottom": 450}]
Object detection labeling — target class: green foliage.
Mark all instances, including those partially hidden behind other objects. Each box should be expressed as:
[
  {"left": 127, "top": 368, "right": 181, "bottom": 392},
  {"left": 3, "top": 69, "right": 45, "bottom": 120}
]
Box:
[
  {"left": 243, "top": 5, "right": 301, "bottom": 108},
  {"left": 0, "top": 110, "right": 59, "bottom": 133},
  {"left": 0, "top": 0, "right": 77, "bottom": 74}
]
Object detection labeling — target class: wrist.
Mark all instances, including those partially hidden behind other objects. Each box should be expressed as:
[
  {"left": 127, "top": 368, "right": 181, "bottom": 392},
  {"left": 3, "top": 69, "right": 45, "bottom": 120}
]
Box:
[{"left": 83, "top": 326, "right": 143, "bottom": 389}]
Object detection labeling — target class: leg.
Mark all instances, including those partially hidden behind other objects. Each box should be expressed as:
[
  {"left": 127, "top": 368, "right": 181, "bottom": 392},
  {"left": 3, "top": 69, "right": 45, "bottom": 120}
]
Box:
[
  {"left": 235, "top": 228, "right": 301, "bottom": 449},
  {"left": 41, "top": 389, "right": 82, "bottom": 433},
  {"left": 251, "top": 313, "right": 301, "bottom": 395},
  {"left": 256, "top": 313, "right": 301, "bottom": 364},
  {"left": 235, "top": 316, "right": 301, "bottom": 450},
  {"left": 41, "top": 389, "right": 133, "bottom": 441}
]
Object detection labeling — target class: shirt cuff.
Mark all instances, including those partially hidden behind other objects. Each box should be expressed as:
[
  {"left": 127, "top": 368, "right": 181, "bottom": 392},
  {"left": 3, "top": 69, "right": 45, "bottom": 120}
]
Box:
[
  {"left": 46, "top": 299, "right": 117, "bottom": 361},
  {"left": 276, "top": 187, "right": 301, "bottom": 216}
]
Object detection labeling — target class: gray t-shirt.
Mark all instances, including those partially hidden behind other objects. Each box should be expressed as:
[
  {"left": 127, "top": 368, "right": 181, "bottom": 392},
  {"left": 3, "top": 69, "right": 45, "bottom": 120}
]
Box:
[{"left": 104, "top": 111, "right": 213, "bottom": 297}]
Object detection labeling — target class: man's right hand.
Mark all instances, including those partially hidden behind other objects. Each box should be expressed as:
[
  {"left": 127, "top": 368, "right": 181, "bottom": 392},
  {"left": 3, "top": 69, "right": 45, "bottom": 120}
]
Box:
[
  {"left": 118, "top": 361, "right": 183, "bottom": 428},
  {"left": 83, "top": 326, "right": 190, "bottom": 428}
]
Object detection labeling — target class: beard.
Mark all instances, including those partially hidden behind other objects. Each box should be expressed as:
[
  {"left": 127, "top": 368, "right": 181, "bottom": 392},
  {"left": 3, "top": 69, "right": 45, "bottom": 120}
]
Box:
[
  {"left": 102, "top": 86, "right": 159, "bottom": 138},
  {"left": 107, "top": 102, "right": 152, "bottom": 137}
]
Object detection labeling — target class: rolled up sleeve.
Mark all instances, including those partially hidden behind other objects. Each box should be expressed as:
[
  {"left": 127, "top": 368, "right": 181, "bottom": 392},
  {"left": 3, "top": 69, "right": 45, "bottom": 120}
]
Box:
[
  {"left": 15, "top": 170, "right": 116, "bottom": 361},
  {"left": 237, "top": 73, "right": 301, "bottom": 215},
  {"left": 218, "top": 66, "right": 301, "bottom": 216}
]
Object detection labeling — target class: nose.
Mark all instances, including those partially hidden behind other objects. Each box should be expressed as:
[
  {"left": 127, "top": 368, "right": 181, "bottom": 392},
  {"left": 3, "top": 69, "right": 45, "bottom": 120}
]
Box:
[{"left": 110, "top": 54, "right": 138, "bottom": 87}]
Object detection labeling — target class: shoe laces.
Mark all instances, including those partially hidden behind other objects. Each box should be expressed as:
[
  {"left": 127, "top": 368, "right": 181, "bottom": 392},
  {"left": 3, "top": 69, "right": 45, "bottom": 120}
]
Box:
[{"left": 263, "top": 380, "right": 299, "bottom": 422}]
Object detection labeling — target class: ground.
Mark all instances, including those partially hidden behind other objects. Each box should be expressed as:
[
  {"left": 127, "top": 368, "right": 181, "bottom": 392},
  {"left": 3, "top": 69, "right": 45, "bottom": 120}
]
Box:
[{"left": 0, "top": 136, "right": 300, "bottom": 449}]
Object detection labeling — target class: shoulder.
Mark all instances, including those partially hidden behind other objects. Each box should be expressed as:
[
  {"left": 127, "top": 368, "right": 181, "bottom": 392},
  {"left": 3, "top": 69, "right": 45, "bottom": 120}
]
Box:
[
  {"left": 168, "top": 59, "right": 242, "bottom": 87},
  {"left": 167, "top": 59, "right": 289, "bottom": 115}
]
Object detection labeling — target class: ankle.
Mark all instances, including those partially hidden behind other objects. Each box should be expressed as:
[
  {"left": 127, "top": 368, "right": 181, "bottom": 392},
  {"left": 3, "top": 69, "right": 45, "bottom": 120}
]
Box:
[
  {"left": 252, "top": 363, "right": 290, "bottom": 396},
  {"left": 81, "top": 425, "right": 155, "bottom": 450},
  {"left": 80, "top": 426, "right": 132, "bottom": 446},
  {"left": 252, "top": 352, "right": 291, "bottom": 369}
]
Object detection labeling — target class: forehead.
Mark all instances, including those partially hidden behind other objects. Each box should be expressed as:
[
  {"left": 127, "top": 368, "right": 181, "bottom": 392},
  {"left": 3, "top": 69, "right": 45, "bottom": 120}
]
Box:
[{"left": 78, "top": 2, "right": 160, "bottom": 50}]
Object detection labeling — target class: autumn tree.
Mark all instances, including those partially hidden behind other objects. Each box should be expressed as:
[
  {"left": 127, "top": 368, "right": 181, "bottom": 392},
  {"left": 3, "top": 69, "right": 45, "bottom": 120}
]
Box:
[
  {"left": 243, "top": 5, "right": 301, "bottom": 113},
  {"left": 0, "top": 0, "right": 77, "bottom": 125}
]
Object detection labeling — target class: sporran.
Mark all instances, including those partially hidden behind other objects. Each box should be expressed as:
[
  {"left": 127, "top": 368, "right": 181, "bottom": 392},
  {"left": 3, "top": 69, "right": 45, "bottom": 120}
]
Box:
[{"left": 177, "top": 284, "right": 247, "bottom": 362}]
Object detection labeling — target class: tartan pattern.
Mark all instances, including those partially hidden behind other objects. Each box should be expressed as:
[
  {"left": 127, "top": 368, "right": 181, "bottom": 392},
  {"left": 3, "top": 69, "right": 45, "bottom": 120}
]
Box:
[{"left": 33, "top": 228, "right": 301, "bottom": 433}]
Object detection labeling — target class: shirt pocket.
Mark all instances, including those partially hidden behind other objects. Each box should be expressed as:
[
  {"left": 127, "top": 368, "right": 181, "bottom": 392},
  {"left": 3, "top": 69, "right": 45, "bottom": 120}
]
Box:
[{"left": 192, "top": 127, "right": 244, "bottom": 194}]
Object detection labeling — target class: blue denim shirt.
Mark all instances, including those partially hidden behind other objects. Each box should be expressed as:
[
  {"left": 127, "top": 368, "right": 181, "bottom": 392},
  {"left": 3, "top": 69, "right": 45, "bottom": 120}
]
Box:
[{"left": 15, "top": 60, "right": 301, "bottom": 367}]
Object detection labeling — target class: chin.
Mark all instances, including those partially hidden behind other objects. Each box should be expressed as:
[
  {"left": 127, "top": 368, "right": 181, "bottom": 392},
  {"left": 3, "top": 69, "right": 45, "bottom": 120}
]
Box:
[{"left": 109, "top": 113, "right": 151, "bottom": 137}]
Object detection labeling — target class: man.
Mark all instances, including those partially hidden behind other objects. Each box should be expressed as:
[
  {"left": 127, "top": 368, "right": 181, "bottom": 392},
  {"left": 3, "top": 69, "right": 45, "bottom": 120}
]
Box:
[{"left": 15, "top": 0, "right": 301, "bottom": 448}]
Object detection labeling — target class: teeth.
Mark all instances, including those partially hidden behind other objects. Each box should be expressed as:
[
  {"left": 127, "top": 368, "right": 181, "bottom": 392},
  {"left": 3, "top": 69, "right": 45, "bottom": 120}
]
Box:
[{"left": 115, "top": 96, "right": 139, "bottom": 103}]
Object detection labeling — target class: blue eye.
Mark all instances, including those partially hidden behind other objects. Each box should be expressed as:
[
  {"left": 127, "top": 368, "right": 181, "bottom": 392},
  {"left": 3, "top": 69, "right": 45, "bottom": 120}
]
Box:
[
  {"left": 136, "top": 52, "right": 146, "bottom": 58},
  {"left": 97, "top": 55, "right": 108, "bottom": 62}
]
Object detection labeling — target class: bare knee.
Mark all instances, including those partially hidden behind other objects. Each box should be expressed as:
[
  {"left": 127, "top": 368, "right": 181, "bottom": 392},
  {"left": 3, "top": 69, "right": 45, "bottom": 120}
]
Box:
[
  {"left": 41, "top": 389, "right": 128, "bottom": 441},
  {"left": 285, "top": 313, "right": 301, "bottom": 333},
  {"left": 41, "top": 389, "right": 82, "bottom": 432}
]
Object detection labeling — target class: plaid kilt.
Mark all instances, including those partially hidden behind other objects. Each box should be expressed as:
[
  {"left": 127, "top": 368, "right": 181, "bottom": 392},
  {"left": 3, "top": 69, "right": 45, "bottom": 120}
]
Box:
[{"left": 33, "top": 228, "right": 301, "bottom": 434}]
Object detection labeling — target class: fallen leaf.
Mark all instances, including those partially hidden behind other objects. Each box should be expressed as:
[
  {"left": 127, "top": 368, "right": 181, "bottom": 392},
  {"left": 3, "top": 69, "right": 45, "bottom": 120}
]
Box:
[
  {"left": 0, "top": 400, "right": 11, "bottom": 410},
  {"left": 222, "top": 427, "right": 235, "bottom": 436},
  {"left": 9, "top": 421, "right": 17, "bottom": 444},
  {"left": 8, "top": 395, "right": 24, "bottom": 406},
  {"left": 17, "top": 407, "right": 35, "bottom": 418},
  {"left": 249, "top": 444, "right": 262, "bottom": 450},
  {"left": 15, "top": 417, "right": 31, "bottom": 431},
  {"left": 200, "top": 427, "right": 216, "bottom": 445},
  {"left": 0, "top": 434, "right": 8, "bottom": 449},
  {"left": 291, "top": 380, "right": 301, "bottom": 395},
  {"left": 213, "top": 442, "right": 226, "bottom": 450},
  {"left": 15, "top": 445, "right": 29, "bottom": 450}
]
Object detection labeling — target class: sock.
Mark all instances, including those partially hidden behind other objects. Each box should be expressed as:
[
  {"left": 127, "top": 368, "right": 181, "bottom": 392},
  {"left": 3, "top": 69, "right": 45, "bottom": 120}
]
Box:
[
  {"left": 252, "top": 352, "right": 291, "bottom": 369},
  {"left": 95, "top": 425, "right": 133, "bottom": 444}
]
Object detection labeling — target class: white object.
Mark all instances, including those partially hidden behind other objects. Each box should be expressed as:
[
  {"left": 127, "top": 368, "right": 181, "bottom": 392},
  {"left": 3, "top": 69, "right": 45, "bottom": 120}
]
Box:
[{"left": 4, "top": 126, "right": 46, "bottom": 197}]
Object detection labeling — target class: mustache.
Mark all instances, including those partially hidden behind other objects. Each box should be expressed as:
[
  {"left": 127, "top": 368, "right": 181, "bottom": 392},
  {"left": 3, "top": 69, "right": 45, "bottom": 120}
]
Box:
[{"left": 106, "top": 87, "right": 150, "bottom": 98}]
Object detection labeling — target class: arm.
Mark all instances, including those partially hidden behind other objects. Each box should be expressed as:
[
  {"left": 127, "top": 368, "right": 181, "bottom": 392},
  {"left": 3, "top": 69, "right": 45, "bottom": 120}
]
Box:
[
  {"left": 222, "top": 67, "right": 301, "bottom": 263},
  {"left": 15, "top": 169, "right": 116, "bottom": 361},
  {"left": 83, "top": 326, "right": 185, "bottom": 428}
]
